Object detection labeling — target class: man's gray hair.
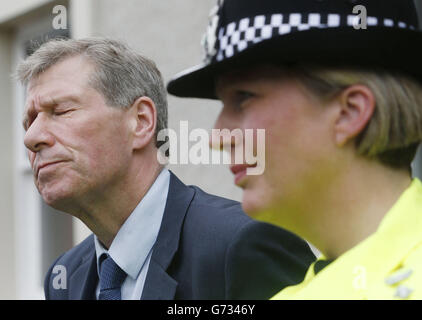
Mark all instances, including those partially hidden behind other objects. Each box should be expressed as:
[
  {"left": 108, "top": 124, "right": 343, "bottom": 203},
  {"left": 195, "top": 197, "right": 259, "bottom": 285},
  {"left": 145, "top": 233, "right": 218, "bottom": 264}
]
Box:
[{"left": 16, "top": 37, "right": 168, "bottom": 149}]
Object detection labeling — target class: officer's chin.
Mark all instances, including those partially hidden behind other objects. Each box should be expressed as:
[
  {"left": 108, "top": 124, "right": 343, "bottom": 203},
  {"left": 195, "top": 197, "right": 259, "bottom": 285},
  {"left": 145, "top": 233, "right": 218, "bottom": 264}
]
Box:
[
  {"left": 241, "top": 189, "right": 269, "bottom": 218},
  {"left": 243, "top": 197, "right": 292, "bottom": 231}
]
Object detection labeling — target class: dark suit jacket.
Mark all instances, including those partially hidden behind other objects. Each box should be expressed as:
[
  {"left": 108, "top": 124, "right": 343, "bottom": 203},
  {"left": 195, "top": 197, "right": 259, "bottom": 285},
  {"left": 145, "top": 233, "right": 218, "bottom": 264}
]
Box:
[{"left": 44, "top": 171, "right": 315, "bottom": 299}]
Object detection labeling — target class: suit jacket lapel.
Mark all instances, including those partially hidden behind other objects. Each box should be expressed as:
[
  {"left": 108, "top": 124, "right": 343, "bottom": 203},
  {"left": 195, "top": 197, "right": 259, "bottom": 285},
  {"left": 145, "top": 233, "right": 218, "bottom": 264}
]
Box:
[
  {"left": 141, "top": 259, "right": 178, "bottom": 299},
  {"left": 141, "top": 171, "right": 195, "bottom": 300},
  {"left": 69, "top": 243, "right": 98, "bottom": 300}
]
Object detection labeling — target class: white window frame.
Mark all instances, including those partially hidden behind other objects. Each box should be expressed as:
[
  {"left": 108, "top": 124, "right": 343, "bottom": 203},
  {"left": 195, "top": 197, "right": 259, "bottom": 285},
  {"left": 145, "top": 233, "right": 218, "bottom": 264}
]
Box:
[{"left": 12, "top": 9, "right": 71, "bottom": 300}]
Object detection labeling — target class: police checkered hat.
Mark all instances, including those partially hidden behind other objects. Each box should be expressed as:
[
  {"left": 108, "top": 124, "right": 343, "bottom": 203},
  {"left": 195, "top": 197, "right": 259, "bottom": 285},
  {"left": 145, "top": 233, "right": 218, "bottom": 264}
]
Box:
[{"left": 167, "top": 0, "right": 422, "bottom": 99}]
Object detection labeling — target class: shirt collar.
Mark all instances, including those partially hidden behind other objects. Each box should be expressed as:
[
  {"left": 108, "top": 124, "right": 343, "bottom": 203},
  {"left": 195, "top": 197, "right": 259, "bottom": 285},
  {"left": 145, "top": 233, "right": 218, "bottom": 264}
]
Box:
[{"left": 94, "top": 168, "right": 170, "bottom": 279}]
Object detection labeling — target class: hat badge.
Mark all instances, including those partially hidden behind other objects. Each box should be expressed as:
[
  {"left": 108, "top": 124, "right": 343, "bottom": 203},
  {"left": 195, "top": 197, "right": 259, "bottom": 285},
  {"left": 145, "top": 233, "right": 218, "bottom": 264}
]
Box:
[{"left": 201, "top": 0, "right": 224, "bottom": 63}]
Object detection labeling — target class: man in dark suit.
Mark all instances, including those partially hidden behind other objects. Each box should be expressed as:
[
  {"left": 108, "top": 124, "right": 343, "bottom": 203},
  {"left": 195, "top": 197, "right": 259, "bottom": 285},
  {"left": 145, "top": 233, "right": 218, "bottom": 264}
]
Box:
[{"left": 17, "top": 37, "right": 315, "bottom": 300}]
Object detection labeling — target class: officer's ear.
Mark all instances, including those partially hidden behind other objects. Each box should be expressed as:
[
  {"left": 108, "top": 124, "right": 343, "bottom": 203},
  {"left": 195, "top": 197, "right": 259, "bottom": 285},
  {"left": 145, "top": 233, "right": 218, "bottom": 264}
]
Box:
[
  {"left": 129, "top": 96, "right": 157, "bottom": 150},
  {"left": 333, "top": 84, "right": 375, "bottom": 147}
]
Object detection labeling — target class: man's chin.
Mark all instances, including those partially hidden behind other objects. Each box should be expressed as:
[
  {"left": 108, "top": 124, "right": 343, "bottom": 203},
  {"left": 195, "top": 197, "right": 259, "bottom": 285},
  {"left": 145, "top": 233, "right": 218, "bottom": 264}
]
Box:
[{"left": 39, "top": 187, "right": 75, "bottom": 211}]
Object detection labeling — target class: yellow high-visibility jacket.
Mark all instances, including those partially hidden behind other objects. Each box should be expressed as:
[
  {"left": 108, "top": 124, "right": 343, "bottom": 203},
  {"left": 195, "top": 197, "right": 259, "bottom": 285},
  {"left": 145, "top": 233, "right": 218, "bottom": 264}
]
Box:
[{"left": 272, "top": 178, "right": 422, "bottom": 300}]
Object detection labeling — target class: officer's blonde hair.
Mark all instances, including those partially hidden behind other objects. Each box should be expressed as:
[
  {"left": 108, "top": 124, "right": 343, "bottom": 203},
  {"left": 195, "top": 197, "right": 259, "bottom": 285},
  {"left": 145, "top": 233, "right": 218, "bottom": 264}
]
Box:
[{"left": 296, "top": 67, "right": 422, "bottom": 169}]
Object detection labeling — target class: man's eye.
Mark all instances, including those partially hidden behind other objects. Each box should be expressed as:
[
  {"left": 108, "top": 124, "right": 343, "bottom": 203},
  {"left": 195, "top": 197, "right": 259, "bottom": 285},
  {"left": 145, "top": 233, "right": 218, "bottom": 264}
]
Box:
[{"left": 54, "top": 109, "right": 73, "bottom": 116}]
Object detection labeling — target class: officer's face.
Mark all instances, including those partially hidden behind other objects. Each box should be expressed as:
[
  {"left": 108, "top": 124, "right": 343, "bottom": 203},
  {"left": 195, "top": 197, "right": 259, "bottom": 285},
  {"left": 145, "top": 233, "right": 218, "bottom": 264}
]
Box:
[
  {"left": 214, "top": 65, "right": 339, "bottom": 226},
  {"left": 23, "top": 55, "right": 134, "bottom": 210}
]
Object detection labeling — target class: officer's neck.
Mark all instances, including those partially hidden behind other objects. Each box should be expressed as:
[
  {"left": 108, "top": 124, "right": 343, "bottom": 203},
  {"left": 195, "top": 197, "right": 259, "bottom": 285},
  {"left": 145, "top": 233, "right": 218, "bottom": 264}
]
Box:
[{"left": 301, "top": 157, "right": 411, "bottom": 260}]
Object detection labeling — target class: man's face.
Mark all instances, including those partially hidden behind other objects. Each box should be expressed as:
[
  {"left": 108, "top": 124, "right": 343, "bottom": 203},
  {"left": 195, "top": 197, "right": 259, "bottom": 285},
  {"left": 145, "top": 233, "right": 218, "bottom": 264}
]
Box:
[
  {"left": 214, "top": 65, "right": 339, "bottom": 225},
  {"left": 23, "top": 55, "right": 133, "bottom": 210}
]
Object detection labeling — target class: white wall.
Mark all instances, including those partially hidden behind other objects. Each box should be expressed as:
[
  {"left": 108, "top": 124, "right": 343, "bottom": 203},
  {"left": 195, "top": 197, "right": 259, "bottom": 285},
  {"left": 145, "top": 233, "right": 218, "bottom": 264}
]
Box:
[
  {"left": 0, "top": 31, "right": 16, "bottom": 299},
  {"left": 0, "top": 0, "right": 52, "bottom": 24},
  {"left": 90, "top": 0, "right": 243, "bottom": 202}
]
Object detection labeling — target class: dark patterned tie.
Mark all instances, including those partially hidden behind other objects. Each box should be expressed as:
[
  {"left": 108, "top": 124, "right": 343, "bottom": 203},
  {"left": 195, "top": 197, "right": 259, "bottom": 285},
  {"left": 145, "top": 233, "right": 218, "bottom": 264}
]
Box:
[{"left": 98, "top": 254, "right": 127, "bottom": 300}]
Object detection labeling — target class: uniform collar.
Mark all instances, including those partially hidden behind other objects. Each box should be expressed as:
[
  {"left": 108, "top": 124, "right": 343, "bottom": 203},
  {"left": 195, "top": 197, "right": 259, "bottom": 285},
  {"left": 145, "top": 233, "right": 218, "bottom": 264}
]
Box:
[{"left": 274, "top": 178, "right": 422, "bottom": 299}]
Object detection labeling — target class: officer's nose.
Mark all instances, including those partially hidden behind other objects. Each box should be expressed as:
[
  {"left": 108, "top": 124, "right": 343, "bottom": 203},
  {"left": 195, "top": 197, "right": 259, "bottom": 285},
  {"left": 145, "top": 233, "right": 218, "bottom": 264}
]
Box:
[
  {"left": 209, "top": 105, "right": 241, "bottom": 152},
  {"left": 24, "top": 114, "right": 55, "bottom": 153}
]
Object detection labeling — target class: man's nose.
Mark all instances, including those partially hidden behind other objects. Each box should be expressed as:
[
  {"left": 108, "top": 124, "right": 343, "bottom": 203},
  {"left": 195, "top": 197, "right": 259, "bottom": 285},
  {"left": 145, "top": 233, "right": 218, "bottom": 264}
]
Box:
[{"left": 24, "top": 115, "right": 54, "bottom": 153}]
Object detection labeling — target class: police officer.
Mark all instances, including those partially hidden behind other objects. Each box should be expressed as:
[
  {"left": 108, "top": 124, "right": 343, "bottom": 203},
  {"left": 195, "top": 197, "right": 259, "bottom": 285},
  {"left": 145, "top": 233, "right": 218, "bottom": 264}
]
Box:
[{"left": 167, "top": 0, "right": 422, "bottom": 299}]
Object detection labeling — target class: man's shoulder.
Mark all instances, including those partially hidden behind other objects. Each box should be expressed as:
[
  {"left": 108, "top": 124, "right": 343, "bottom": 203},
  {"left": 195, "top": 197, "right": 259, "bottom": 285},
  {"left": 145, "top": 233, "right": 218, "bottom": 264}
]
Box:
[
  {"left": 51, "top": 234, "right": 95, "bottom": 271},
  {"left": 186, "top": 184, "right": 251, "bottom": 228},
  {"left": 178, "top": 184, "right": 315, "bottom": 300},
  {"left": 44, "top": 234, "right": 95, "bottom": 299},
  {"left": 189, "top": 184, "right": 243, "bottom": 212},
  {"left": 183, "top": 183, "right": 306, "bottom": 245}
]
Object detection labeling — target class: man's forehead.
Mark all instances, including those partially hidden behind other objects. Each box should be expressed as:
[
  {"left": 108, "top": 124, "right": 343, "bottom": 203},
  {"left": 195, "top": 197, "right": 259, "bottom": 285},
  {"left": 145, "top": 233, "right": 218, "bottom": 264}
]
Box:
[
  {"left": 27, "top": 55, "right": 94, "bottom": 90},
  {"left": 25, "top": 56, "right": 95, "bottom": 105},
  {"left": 25, "top": 84, "right": 83, "bottom": 108}
]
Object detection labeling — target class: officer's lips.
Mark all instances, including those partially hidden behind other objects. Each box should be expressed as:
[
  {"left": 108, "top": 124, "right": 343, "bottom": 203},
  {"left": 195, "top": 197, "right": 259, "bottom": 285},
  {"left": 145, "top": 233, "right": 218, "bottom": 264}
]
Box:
[{"left": 230, "top": 163, "right": 257, "bottom": 186}]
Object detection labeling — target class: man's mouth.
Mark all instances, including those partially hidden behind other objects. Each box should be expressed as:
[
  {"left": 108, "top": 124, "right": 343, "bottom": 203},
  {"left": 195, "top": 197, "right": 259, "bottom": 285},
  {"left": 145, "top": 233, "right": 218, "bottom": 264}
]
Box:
[{"left": 36, "top": 160, "right": 67, "bottom": 177}]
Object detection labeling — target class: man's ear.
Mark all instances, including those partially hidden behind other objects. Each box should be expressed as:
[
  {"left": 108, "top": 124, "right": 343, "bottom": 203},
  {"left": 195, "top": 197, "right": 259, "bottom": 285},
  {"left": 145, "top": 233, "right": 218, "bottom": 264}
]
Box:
[
  {"left": 130, "top": 96, "right": 157, "bottom": 150},
  {"left": 334, "top": 84, "right": 376, "bottom": 147}
]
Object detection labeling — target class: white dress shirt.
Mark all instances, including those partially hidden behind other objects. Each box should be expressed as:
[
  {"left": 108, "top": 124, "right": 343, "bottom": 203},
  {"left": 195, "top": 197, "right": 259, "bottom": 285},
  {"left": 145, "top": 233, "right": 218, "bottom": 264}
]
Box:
[{"left": 94, "top": 168, "right": 170, "bottom": 300}]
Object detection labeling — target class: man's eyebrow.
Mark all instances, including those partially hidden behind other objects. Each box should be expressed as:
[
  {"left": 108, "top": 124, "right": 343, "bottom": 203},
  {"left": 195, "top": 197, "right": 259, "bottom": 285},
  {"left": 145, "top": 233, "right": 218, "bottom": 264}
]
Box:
[
  {"left": 43, "top": 94, "right": 80, "bottom": 106},
  {"left": 22, "top": 105, "right": 35, "bottom": 130},
  {"left": 22, "top": 94, "right": 80, "bottom": 130}
]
